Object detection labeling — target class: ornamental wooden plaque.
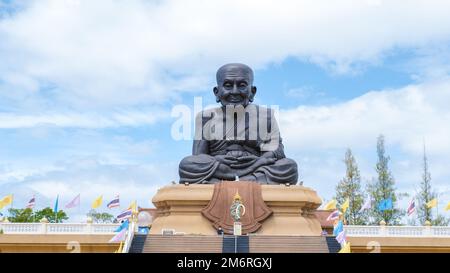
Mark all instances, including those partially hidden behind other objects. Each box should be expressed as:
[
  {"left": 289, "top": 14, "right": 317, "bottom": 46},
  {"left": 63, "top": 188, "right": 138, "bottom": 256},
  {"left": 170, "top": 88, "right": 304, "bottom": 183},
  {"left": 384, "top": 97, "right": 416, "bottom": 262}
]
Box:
[{"left": 201, "top": 181, "right": 272, "bottom": 235}]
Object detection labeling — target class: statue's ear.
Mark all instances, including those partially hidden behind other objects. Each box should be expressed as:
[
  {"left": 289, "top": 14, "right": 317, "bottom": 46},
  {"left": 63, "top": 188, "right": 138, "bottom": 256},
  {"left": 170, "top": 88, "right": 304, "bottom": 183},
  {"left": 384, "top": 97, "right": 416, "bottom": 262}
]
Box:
[
  {"left": 213, "top": 87, "right": 220, "bottom": 103},
  {"left": 249, "top": 86, "right": 257, "bottom": 102}
]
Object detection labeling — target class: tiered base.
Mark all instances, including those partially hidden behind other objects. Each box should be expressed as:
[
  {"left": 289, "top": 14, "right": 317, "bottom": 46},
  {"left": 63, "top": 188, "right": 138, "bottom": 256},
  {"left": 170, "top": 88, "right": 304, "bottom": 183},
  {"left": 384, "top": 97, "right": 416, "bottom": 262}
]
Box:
[{"left": 150, "top": 184, "right": 323, "bottom": 236}]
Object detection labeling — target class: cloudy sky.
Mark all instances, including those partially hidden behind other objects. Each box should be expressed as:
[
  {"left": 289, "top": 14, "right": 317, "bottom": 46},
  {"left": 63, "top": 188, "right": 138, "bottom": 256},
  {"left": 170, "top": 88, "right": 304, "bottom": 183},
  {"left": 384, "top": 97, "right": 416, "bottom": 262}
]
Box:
[{"left": 1, "top": 0, "right": 449, "bottom": 223}]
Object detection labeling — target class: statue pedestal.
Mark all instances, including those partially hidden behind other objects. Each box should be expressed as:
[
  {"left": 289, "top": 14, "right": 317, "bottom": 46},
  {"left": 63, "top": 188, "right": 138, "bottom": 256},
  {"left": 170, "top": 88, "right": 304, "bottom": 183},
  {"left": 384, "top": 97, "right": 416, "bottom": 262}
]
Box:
[{"left": 150, "top": 183, "right": 323, "bottom": 236}]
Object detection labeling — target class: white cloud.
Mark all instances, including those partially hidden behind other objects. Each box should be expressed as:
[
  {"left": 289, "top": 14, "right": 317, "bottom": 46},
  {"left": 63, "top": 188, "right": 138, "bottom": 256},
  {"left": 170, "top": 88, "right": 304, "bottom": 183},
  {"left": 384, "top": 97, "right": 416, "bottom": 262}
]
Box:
[
  {"left": 1, "top": 0, "right": 450, "bottom": 109},
  {"left": 0, "top": 156, "right": 178, "bottom": 221},
  {"left": 281, "top": 79, "right": 450, "bottom": 212},
  {"left": 0, "top": 109, "right": 169, "bottom": 128},
  {"left": 280, "top": 79, "right": 450, "bottom": 155}
]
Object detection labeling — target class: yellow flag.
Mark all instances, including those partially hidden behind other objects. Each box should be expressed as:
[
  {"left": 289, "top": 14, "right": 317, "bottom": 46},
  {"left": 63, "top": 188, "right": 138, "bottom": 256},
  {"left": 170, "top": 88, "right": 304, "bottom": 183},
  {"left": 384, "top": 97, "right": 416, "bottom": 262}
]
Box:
[
  {"left": 341, "top": 198, "right": 350, "bottom": 213},
  {"left": 426, "top": 198, "right": 437, "bottom": 209},
  {"left": 0, "top": 195, "right": 13, "bottom": 209},
  {"left": 115, "top": 241, "right": 123, "bottom": 253},
  {"left": 324, "top": 199, "right": 337, "bottom": 210},
  {"left": 339, "top": 242, "right": 351, "bottom": 253},
  {"left": 92, "top": 195, "right": 103, "bottom": 209},
  {"left": 128, "top": 200, "right": 137, "bottom": 213},
  {"left": 445, "top": 202, "right": 450, "bottom": 212}
]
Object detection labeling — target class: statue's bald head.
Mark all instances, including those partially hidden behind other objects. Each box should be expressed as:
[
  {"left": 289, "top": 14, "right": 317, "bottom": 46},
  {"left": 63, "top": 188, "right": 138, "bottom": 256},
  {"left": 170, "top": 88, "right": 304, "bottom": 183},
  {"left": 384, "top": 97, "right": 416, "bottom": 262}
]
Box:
[
  {"left": 216, "top": 63, "right": 254, "bottom": 85},
  {"left": 214, "top": 63, "right": 257, "bottom": 107}
]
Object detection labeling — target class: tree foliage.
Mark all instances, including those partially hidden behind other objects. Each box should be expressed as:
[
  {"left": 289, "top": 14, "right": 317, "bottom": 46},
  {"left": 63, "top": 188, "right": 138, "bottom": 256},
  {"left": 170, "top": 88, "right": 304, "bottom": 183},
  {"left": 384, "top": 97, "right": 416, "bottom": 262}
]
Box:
[
  {"left": 416, "top": 144, "right": 449, "bottom": 226},
  {"left": 335, "top": 148, "right": 368, "bottom": 225},
  {"left": 7, "top": 207, "right": 68, "bottom": 223},
  {"left": 367, "top": 135, "right": 405, "bottom": 225},
  {"left": 87, "top": 209, "right": 115, "bottom": 223}
]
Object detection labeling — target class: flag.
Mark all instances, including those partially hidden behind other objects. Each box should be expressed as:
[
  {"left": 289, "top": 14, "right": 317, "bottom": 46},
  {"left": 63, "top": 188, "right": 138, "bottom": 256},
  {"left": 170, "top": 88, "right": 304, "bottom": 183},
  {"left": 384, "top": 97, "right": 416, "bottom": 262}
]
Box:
[
  {"left": 128, "top": 200, "right": 137, "bottom": 213},
  {"left": 65, "top": 194, "right": 81, "bottom": 209},
  {"left": 359, "top": 198, "right": 371, "bottom": 213},
  {"left": 339, "top": 242, "right": 351, "bottom": 253},
  {"left": 26, "top": 196, "right": 36, "bottom": 209},
  {"left": 115, "top": 219, "right": 129, "bottom": 232},
  {"left": 107, "top": 195, "right": 120, "bottom": 209},
  {"left": 53, "top": 195, "right": 59, "bottom": 213},
  {"left": 445, "top": 202, "right": 450, "bottom": 212},
  {"left": 326, "top": 210, "right": 341, "bottom": 222},
  {"left": 92, "top": 195, "right": 103, "bottom": 209},
  {"left": 407, "top": 199, "right": 416, "bottom": 216},
  {"left": 117, "top": 208, "right": 133, "bottom": 221},
  {"left": 333, "top": 220, "right": 344, "bottom": 237},
  {"left": 109, "top": 228, "right": 127, "bottom": 243},
  {"left": 115, "top": 241, "right": 124, "bottom": 253},
  {"left": 378, "top": 198, "right": 393, "bottom": 212},
  {"left": 324, "top": 199, "right": 337, "bottom": 210},
  {"left": 341, "top": 198, "right": 350, "bottom": 213},
  {"left": 336, "top": 230, "right": 347, "bottom": 246},
  {"left": 0, "top": 195, "right": 13, "bottom": 209},
  {"left": 426, "top": 198, "right": 437, "bottom": 209}
]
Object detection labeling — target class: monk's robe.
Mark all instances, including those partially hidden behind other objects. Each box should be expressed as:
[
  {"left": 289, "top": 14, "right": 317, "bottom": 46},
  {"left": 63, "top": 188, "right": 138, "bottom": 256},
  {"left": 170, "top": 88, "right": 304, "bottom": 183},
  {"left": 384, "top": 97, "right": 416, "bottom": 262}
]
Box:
[{"left": 179, "top": 105, "right": 298, "bottom": 184}]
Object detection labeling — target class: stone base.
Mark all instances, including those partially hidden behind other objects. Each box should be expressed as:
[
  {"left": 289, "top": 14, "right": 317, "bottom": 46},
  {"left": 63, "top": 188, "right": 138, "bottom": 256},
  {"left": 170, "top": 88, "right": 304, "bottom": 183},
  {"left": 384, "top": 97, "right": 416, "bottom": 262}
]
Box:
[{"left": 150, "top": 183, "right": 323, "bottom": 236}]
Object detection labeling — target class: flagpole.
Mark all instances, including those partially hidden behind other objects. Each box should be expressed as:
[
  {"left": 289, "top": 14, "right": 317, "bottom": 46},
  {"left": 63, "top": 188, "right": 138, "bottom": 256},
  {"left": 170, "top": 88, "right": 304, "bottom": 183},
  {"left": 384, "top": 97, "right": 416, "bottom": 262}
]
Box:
[
  {"left": 32, "top": 195, "right": 35, "bottom": 222},
  {"left": 10, "top": 194, "right": 14, "bottom": 219},
  {"left": 436, "top": 197, "right": 439, "bottom": 222},
  {"left": 55, "top": 195, "right": 58, "bottom": 224}
]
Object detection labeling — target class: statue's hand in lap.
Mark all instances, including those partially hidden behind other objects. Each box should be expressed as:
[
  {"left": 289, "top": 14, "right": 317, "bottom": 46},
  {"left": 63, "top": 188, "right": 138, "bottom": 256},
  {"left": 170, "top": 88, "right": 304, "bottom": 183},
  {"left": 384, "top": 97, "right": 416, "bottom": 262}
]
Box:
[
  {"left": 231, "top": 155, "right": 259, "bottom": 169},
  {"left": 215, "top": 155, "right": 239, "bottom": 166},
  {"left": 234, "top": 157, "right": 276, "bottom": 177}
]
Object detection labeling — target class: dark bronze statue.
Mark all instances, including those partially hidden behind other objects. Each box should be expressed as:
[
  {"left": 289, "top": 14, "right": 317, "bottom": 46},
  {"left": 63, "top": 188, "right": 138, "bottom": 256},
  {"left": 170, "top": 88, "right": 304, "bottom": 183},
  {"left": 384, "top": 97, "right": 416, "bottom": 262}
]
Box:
[{"left": 179, "top": 63, "right": 298, "bottom": 184}]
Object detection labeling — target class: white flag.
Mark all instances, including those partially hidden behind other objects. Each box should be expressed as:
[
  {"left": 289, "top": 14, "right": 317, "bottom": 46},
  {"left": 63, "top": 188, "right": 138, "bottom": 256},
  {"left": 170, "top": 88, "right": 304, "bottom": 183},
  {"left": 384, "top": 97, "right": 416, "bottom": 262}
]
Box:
[
  {"left": 359, "top": 198, "right": 371, "bottom": 213},
  {"left": 109, "top": 228, "right": 127, "bottom": 243},
  {"left": 336, "top": 230, "right": 347, "bottom": 246}
]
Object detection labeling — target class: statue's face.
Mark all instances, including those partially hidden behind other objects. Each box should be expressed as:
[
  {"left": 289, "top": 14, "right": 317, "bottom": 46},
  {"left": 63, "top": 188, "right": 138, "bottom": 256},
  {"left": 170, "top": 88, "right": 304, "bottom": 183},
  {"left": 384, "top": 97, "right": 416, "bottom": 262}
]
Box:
[{"left": 214, "top": 65, "right": 257, "bottom": 107}]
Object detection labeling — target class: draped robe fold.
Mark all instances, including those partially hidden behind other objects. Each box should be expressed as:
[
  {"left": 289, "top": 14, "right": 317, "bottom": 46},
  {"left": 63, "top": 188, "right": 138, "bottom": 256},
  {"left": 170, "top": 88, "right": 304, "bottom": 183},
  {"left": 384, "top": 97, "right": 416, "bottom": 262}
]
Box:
[{"left": 179, "top": 105, "right": 298, "bottom": 184}]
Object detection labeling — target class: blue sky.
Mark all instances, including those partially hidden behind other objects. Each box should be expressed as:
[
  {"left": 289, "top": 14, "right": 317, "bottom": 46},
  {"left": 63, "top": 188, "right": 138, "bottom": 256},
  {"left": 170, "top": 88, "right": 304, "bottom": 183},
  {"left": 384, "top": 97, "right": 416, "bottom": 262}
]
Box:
[{"left": 1, "top": 0, "right": 450, "bottom": 223}]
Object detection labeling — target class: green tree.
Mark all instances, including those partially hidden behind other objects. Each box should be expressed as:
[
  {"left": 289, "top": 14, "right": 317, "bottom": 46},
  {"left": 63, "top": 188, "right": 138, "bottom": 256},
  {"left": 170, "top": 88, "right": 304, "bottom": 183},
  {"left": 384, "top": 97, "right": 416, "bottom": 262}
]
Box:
[
  {"left": 34, "top": 207, "right": 68, "bottom": 223},
  {"left": 7, "top": 207, "right": 68, "bottom": 223},
  {"left": 334, "top": 148, "right": 368, "bottom": 225},
  {"left": 367, "top": 135, "right": 404, "bottom": 225},
  {"left": 7, "top": 208, "right": 35, "bottom": 223},
  {"left": 416, "top": 144, "right": 449, "bottom": 226},
  {"left": 87, "top": 209, "right": 115, "bottom": 223}
]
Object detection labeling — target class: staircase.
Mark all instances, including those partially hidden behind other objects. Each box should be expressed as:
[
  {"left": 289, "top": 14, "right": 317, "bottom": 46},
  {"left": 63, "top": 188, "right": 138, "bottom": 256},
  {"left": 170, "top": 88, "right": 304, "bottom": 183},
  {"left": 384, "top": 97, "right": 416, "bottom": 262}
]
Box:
[
  {"left": 142, "top": 235, "right": 223, "bottom": 253},
  {"left": 222, "top": 236, "right": 249, "bottom": 253},
  {"left": 129, "top": 234, "right": 147, "bottom": 253},
  {"left": 248, "top": 236, "right": 330, "bottom": 253},
  {"left": 134, "top": 234, "right": 335, "bottom": 253},
  {"left": 325, "top": 237, "right": 341, "bottom": 253}
]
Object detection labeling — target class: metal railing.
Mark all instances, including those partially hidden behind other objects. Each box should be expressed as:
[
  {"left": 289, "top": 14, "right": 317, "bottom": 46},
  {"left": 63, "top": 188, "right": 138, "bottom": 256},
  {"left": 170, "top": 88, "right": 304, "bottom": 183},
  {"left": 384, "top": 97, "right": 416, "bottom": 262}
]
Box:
[
  {"left": 122, "top": 221, "right": 136, "bottom": 253},
  {"left": 344, "top": 225, "right": 450, "bottom": 237},
  {"left": 0, "top": 222, "right": 120, "bottom": 235}
]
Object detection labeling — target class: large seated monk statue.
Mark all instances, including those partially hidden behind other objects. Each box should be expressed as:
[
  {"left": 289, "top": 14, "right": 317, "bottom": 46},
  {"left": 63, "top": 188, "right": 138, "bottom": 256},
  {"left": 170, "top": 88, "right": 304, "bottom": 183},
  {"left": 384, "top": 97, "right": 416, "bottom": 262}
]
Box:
[{"left": 179, "top": 63, "right": 298, "bottom": 184}]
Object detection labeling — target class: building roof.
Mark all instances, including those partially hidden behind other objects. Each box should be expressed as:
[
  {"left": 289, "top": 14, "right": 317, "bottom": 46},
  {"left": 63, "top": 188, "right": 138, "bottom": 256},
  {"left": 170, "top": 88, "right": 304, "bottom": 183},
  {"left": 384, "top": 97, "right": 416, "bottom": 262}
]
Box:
[{"left": 314, "top": 210, "right": 334, "bottom": 229}]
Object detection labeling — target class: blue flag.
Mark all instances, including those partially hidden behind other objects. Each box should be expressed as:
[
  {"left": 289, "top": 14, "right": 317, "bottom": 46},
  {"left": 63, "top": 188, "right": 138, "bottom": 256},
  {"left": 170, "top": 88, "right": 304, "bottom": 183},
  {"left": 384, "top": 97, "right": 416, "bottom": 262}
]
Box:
[
  {"left": 378, "top": 198, "right": 393, "bottom": 212},
  {"left": 138, "top": 227, "right": 149, "bottom": 235},
  {"left": 333, "top": 220, "right": 344, "bottom": 237},
  {"left": 115, "top": 219, "right": 129, "bottom": 232},
  {"left": 54, "top": 195, "right": 59, "bottom": 213}
]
